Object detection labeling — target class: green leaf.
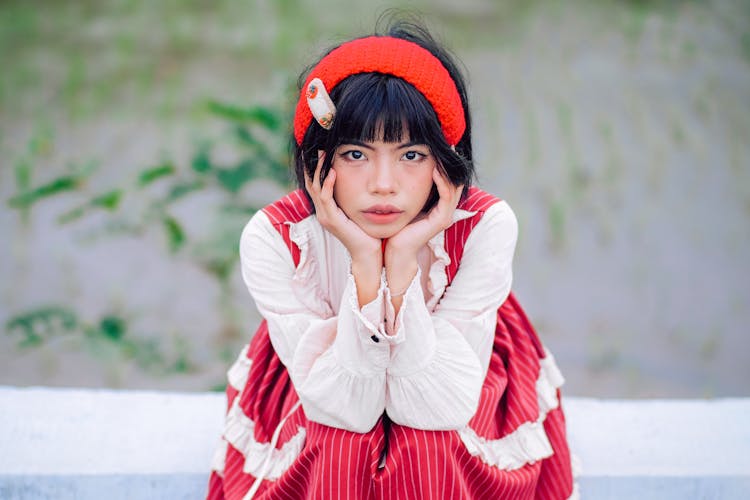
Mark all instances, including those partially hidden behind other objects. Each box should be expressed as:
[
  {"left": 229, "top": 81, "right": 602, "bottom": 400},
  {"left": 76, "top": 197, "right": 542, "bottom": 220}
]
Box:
[
  {"left": 57, "top": 206, "right": 87, "bottom": 224},
  {"left": 8, "top": 176, "right": 79, "bottom": 209},
  {"left": 91, "top": 190, "right": 122, "bottom": 210},
  {"left": 201, "top": 255, "right": 236, "bottom": 283},
  {"left": 6, "top": 314, "right": 40, "bottom": 346},
  {"left": 170, "top": 337, "right": 194, "bottom": 374},
  {"left": 234, "top": 126, "right": 259, "bottom": 146},
  {"left": 57, "top": 189, "right": 122, "bottom": 224},
  {"left": 191, "top": 147, "right": 212, "bottom": 174},
  {"left": 99, "top": 316, "right": 125, "bottom": 341},
  {"left": 5, "top": 306, "right": 78, "bottom": 348},
  {"left": 128, "top": 338, "right": 165, "bottom": 370},
  {"left": 167, "top": 180, "right": 204, "bottom": 202},
  {"left": 206, "top": 101, "right": 281, "bottom": 130},
  {"left": 15, "top": 330, "right": 43, "bottom": 348},
  {"left": 215, "top": 161, "right": 254, "bottom": 193},
  {"left": 163, "top": 215, "right": 185, "bottom": 252},
  {"left": 138, "top": 164, "right": 175, "bottom": 187},
  {"left": 14, "top": 157, "right": 32, "bottom": 192},
  {"left": 172, "top": 355, "right": 191, "bottom": 373},
  {"left": 268, "top": 158, "right": 292, "bottom": 186}
]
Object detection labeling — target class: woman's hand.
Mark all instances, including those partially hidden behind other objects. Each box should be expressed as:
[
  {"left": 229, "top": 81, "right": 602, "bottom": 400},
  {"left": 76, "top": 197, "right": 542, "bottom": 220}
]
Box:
[
  {"left": 305, "top": 152, "right": 382, "bottom": 259},
  {"left": 305, "top": 152, "right": 382, "bottom": 306},
  {"left": 384, "top": 168, "right": 463, "bottom": 309},
  {"left": 386, "top": 168, "right": 463, "bottom": 260}
]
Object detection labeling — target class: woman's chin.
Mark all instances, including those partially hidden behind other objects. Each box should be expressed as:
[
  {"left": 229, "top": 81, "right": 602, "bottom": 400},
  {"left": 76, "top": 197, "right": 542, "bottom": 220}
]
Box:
[
  {"left": 362, "top": 228, "right": 397, "bottom": 240},
  {"left": 359, "top": 222, "right": 403, "bottom": 240}
]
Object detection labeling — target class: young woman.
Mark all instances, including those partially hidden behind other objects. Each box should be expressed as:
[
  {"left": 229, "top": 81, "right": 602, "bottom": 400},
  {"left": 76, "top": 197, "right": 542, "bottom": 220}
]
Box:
[{"left": 207, "top": 17, "right": 577, "bottom": 500}]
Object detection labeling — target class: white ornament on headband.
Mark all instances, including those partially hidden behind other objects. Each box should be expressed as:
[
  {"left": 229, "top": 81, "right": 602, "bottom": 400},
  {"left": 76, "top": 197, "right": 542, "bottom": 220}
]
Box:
[{"left": 306, "top": 78, "right": 336, "bottom": 130}]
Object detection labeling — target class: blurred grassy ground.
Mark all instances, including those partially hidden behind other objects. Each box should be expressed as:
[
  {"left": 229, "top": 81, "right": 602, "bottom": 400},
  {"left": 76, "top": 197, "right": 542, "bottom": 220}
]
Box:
[
  {"left": 3, "top": 0, "right": 719, "bottom": 121},
  {"left": 1, "top": 0, "right": 749, "bottom": 396}
]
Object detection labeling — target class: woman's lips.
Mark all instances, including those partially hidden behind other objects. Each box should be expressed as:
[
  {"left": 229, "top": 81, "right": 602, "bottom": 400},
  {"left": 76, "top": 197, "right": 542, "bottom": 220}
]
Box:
[{"left": 362, "top": 205, "right": 403, "bottom": 224}]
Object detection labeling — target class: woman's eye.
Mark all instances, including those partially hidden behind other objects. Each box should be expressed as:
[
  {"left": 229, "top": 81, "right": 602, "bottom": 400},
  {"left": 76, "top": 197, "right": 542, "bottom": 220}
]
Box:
[
  {"left": 402, "top": 150, "right": 426, "bottom": 161},
  {"left": 341, "top": 150, "right": 365, "bottom": 160}
]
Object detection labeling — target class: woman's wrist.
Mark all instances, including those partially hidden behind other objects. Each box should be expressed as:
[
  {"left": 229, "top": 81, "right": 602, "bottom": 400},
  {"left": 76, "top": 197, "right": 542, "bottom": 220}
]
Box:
[
  {"left": 350, "top": 249, "right": 383, "bottom": 307},
  {"left": 385, "top": 257, "right": 418, "bottom": 301}
]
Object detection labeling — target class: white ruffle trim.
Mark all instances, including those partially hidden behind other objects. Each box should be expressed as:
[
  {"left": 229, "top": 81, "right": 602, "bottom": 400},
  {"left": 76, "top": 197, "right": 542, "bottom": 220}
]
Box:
[
  {"left": 222, "top": 397, "right": 306, "bottom": 480},
  {"left": 227, "top": 344, "right": 252, "bottom": 391},
  {"left": 215, "top": 350, "right": 573, "bottom": 486},
  {"left": 425, "top": 232, "right": 450, "bottom": 311},
  {"left": 457, "top": 351, "right": 565, "bottom": 471},
  {"left": 210, "top": 437, "right": 228, "bottom": 475},
  {"left": 347, "top": 271, "right": 386, "bottom": 339},
  {"left": 459, "top": 420, "right": 553, "bottom": 471},
  {"left": 423, "top": 208, "right": 478, "bottom": 311},
  {"left": 537, "top": 349, "right": 564, "bottom": 414}
]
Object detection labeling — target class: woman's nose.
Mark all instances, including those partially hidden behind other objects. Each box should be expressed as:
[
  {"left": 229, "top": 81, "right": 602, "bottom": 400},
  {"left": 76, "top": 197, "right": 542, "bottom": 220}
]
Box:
[{"left": 371, "top": 161, "right": 396, "bottom": 193}]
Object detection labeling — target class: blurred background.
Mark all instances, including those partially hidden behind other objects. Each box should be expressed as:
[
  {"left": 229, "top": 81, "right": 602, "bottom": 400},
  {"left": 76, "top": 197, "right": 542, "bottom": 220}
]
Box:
[{"left": 1, "top": 0, "right": 748, "bottom": 397}]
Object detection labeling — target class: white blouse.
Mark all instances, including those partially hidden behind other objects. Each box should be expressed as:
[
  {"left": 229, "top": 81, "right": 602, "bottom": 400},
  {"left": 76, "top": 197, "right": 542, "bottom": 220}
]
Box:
[{"left": 240, "top": 200, "right": 518, "bottom": 433}]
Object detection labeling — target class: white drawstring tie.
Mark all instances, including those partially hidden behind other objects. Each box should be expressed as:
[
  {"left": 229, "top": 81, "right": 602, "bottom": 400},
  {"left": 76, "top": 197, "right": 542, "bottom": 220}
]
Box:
[{"left": 243, "top": 400, "right": 303, "bottom": 500}]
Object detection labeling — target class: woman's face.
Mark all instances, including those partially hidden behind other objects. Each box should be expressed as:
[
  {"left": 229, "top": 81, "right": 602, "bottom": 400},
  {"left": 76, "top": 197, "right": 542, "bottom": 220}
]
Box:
[{"left": 330, "top": 135, "right": 437, "bottom": 239}]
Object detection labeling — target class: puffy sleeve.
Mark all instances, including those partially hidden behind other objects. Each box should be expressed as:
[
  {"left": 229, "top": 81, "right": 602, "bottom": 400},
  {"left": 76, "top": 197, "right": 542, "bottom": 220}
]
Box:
[
  {"left": 240, "top": 211, "right": 389, "bottom": 433},
  {"left": 383, "top": 201, "right": 518, "bottom": 430}
]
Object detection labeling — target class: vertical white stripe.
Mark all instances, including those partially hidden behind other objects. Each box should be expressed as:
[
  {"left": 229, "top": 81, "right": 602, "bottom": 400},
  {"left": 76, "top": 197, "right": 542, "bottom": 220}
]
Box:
[
  {"left": 418, "top": 430, "right": 431, "bottom": 498},
  {"left": 336, "top": 430, "right": 343, "bottom": 500},
  {"left": 322, "top": 426, "right": 331, "bottom": 500},
  {"left": 348, "top": 432, "right": 353, "bottom": 500},
  {"left": 441, "top": 432, "right": 451, "bottom": 497}
]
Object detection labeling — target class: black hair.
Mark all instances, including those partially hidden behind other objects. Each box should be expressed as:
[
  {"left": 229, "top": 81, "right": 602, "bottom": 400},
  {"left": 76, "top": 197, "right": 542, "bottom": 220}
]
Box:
[{"left": 293, "top": 15, "right": 474, "bottom": 211}]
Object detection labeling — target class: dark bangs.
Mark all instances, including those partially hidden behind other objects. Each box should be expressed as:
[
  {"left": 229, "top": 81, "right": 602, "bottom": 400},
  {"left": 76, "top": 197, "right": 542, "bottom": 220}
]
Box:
[{"left": 326, "top": 72, "right": 440, "bottom": 147}]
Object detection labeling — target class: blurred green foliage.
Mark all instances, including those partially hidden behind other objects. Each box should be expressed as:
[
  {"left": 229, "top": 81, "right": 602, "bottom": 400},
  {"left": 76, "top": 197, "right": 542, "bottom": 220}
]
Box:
[
  {"left": 8, "top": 98, "right": 290, "bottom": 264},
  {"left": 5, "top": 305, "right": 190, "bottom": 375},
  {"left": 0, "top": 0, "right": 711, "bottom": 121},
  {"left": 5, "top": 98, "right": 292, "bottom": 375}
]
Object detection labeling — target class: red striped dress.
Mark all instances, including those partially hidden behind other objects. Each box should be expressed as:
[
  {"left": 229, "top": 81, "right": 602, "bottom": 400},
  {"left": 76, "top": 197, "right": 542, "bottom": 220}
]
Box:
[{"left": 207, "top": 187, "right": 577, "bottom": 499}]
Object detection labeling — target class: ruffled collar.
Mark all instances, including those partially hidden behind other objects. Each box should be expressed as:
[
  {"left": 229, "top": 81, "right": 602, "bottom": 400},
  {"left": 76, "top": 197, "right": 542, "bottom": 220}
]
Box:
[{"left": 424, "top": 208, "right": 477, "bottom": 310}]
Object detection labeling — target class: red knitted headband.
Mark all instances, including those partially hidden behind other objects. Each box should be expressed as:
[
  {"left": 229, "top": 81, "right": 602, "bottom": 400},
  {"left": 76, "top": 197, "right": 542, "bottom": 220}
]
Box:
[{"left": 293, "top": 36, "right": 466, "bottom": 146}]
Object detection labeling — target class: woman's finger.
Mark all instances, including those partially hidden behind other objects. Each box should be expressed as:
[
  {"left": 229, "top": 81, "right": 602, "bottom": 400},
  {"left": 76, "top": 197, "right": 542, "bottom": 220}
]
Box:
[
  {"left": 319, "top": 168, "right": 336, "bottom": 204},
  {"left": 305, "top": 151, "right": 328, "bottom": 209},
  {"left": 432, "top": 168, "right": 463, "bottom": 216},
  {"left": 305, "top": 151, "right": 324, "bottom": 189},
  {"left": 432, "top": 167, "right": 450, "bottom": 200},
  {"left": 313, "top": 151, "right": 325, "bottom": 190}
]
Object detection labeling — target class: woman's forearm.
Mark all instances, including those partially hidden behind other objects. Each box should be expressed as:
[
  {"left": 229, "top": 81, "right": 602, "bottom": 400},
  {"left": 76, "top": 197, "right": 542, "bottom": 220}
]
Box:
[
  {"left": 350, "top": 247, "right": 383, "bottom": 307},
  {"left": 384, "top": 246, "right": 419, "bottom": 315}
]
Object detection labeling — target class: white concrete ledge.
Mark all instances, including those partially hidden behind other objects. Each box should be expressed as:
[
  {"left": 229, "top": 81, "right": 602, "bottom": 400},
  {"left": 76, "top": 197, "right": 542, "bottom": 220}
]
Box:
[{"left": 1, "top": 386, "right": 748, "bottom": 499}]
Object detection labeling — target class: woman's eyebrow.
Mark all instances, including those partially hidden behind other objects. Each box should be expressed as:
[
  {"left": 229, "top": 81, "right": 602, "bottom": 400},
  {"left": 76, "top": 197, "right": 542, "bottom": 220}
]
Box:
[
  {"left": 339, "top": 140, "right": 374, "bottom": 150},
  {"left": 396, "top": 140, "right": 426, "bottom": 149},
  {"left": 338, "top": 139, "right": 427, "bottom": 150}
]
